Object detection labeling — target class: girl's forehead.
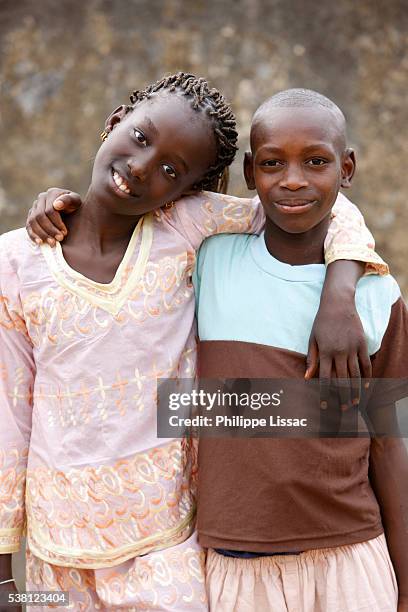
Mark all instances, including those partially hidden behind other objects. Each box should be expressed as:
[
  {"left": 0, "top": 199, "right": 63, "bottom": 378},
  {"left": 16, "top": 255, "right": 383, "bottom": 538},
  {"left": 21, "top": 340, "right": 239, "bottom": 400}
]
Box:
[
  {"left": 131, "top": 91, "right": 212, "bottom": 127},
  {"left": 134, "top": 91, "right": 192, "bottom": 113}
]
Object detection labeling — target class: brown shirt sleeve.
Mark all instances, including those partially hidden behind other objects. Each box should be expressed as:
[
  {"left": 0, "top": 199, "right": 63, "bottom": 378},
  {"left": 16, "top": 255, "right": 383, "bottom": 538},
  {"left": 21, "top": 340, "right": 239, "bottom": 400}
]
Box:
[{"left": 368, "top": 296, "right": 408, "bottom": 410}]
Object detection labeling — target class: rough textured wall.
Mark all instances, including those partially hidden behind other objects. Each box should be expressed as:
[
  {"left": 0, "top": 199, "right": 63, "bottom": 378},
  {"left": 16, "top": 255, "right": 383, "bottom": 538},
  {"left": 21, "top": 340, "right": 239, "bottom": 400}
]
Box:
[{"left": 0, "top": 0, "right": 407, "bottom": 293}]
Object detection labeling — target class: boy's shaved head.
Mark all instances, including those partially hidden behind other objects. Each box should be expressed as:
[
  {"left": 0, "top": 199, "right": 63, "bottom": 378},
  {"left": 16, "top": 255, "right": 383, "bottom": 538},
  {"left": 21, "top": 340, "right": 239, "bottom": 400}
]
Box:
[
  {"left": 244, "top": 87, "right": 356, "bottom": 239},
  {"left": 252, "top": 88, "right": 347, "bottom": 152}
]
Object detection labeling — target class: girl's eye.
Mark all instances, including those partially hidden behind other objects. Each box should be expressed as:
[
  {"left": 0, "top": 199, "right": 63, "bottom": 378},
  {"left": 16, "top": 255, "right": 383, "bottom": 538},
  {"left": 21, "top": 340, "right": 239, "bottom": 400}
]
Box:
[
  {"left": 134, "top": 129, "right": 147, "bottom": 146},
  {"left": 307, "top": 158, "right": 327, "bottom": 166},
  {"left": 163, "top": 164, "right": 177, "bottom": 179}
]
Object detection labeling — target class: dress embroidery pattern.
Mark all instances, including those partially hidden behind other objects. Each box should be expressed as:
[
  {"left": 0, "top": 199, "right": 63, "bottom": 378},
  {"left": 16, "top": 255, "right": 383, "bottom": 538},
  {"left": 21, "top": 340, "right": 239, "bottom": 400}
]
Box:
[{"left": 26, "top": 439, "right": 198, "bottom": 567}]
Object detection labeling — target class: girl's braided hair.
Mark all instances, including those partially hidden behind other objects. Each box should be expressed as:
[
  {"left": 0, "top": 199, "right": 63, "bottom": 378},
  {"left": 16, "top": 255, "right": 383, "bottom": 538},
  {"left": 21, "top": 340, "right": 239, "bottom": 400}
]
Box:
[{"left": 128, "top": 72, "right": 238, "bottom": 193}]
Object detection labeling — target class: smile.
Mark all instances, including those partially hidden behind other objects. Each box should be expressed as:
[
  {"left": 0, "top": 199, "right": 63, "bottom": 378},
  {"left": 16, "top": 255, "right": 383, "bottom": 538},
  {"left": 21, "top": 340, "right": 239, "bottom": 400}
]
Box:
[
  {"left": 113, "top": 169, "right": 131, "bottom": 194},
  {"left": 273, "top": 200, "right": 317, "bottom": 214},
  {"left": 111, "top": 168, "right": 138, "bottom": 197}
]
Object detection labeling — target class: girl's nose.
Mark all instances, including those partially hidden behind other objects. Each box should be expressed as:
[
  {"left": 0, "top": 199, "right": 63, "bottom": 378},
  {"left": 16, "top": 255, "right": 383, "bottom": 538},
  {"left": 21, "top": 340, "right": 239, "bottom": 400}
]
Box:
[
  {"left": 127, "top": 157, "right": 149, "bottom": 182},
  {"left": 279, "top": 165, "right": 309, "bottom": 190}
]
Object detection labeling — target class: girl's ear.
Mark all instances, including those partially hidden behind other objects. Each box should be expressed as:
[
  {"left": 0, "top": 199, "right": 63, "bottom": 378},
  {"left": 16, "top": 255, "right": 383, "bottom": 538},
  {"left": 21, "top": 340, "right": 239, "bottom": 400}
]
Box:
[
  {"left": 244, "top": 152, "right": 256, "bottom": 190},
  {"left": 105, "top": 105, "right": 131, "bottom": 132},
  {"left": 340, "top": 148, "right": 356, "bottom": 189}
]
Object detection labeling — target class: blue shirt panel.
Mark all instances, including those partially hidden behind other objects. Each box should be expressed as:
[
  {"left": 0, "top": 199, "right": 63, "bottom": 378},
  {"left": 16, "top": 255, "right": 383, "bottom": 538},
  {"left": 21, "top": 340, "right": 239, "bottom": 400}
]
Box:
[{"left": 193, "top": 233, "right": 400, "bottom": 356}]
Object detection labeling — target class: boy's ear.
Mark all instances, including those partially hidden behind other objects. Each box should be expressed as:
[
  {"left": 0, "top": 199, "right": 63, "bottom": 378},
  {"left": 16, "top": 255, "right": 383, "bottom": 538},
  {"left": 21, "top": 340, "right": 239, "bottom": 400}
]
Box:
[
  {"left": 244, "top": 152, "right": 256, "bottom": 190},
  {"left": 105, "top": 105, "right": 131, "bottom": 132},
  {"left": 340, "top": 148, "right": 356, "bottom": 188}
]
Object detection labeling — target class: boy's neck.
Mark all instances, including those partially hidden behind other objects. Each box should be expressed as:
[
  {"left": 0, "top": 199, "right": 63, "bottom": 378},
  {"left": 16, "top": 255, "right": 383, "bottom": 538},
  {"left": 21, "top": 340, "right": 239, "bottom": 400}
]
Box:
[{"left": 264, "top": 215, "right": 331, "bottom": 266}]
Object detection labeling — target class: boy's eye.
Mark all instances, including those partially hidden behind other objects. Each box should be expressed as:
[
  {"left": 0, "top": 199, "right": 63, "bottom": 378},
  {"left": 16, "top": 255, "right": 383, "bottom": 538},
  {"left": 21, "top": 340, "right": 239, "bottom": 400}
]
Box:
[
  {"left": 307, "top": 158, "right": 327, "bottom": 166},
  {"left": 133, "top": 128, "right": 147, "bottom": 146},
  {"left": 261, "top": 160, "right": 283, "bottom": 167},
  {"left": 163, "top": 164, "right": 177, "bottom": 179}
]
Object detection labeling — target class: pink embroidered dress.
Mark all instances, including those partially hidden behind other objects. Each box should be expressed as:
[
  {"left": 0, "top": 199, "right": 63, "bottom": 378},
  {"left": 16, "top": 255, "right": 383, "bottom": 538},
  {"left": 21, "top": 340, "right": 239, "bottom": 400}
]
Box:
[{"left": 0, "top": 192, "right": 387, "bottom": 569}]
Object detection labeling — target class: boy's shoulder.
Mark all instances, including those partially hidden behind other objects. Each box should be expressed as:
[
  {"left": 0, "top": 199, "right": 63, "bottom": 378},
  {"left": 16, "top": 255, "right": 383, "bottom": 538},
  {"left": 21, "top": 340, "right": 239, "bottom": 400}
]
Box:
[
  {"left": 194, "top": 232, "right": 258, "bottom": 291},
  {"left": 356, "top": 273, "right": 403, "bottom": 356},
  {"left": 198, "top": 231, "right": 256, "bottom": 261},
  {"left": 357, "top": 273, "right": 401, "bottom": 307}
]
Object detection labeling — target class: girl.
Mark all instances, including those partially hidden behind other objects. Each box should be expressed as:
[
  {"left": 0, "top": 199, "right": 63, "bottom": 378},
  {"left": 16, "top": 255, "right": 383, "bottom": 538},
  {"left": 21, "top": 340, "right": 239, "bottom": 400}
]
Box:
[{"left": 0, "top": 73, "right": 386, "bottom": 610}]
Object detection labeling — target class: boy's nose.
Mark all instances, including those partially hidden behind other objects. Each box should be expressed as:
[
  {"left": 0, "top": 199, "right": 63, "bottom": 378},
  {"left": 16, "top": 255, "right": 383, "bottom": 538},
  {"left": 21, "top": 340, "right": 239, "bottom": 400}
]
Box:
[
  {"left": 127, "top": 157, "right": 149, "bottom": 182},
  {"left": 279, "top": 165, "right": 309, "bottom": 190}
]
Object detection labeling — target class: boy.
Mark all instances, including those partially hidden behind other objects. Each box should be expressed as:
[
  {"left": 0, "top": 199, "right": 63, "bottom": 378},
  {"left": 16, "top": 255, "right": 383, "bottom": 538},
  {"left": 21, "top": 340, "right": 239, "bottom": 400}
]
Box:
[{"left": 193, "top": 89, "right": 408, "bottom": 611}]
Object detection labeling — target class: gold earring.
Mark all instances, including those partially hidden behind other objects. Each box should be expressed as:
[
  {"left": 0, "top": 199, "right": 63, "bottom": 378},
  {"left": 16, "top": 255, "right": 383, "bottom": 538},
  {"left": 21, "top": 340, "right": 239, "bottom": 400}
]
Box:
[
  {"left": 164, "top": 201, "right": 175, "bottom": 210},
  {"left": 100, "top": 130, "right": 108, "bottom": 142}
]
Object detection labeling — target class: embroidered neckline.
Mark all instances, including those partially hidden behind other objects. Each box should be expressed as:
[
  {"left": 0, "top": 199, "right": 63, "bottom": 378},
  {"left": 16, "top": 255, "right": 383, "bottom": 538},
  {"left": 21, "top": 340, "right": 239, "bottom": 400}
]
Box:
[{"left": 40, "top": 214, "right": 154, "bottom": 315}]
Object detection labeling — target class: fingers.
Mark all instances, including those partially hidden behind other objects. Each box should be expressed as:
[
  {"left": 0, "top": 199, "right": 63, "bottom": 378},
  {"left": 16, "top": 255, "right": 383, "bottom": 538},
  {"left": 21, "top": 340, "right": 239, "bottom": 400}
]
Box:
[
  {"left": 334, "top": 357, "right": 350, "bottom": 411},
  {"left": 34, "top": 207, "right": 65, "bottom": 245},
  {"left": 26, "top": 201, "right": 42, "bottom": 245},
  {"left": 43, "top": 189, "right": 72, "bottom": 240},
  {"left": 358, "top": 343, "right": 372, "bottom": 390},
  {"left": 305, "top": 337, "right": 319, "bottom": 379},
  {"left": 319, "top": 354, "right": 360, "bottom": 412},
  {"left": 26, "top": 188, "right": 79, "bottom": 246},
  {"left": 28, "top": 218, "right": 55, "bottom": 245},
  {"left": 53, "top": 192, "right": 82, "bottom": 214},
  {"left": 43, "top": 196, "right": 69, "bottom": 235},
  {"left": 26, "top": 193, "right": 47, "bottom": 244},
  {"left": 26, "top": 191, "right": 61, "bottom": 245},
  {"left": 347, "top": 354, "right": 361, "bottom": 407},
  {"left": 318, "top": 356, "right": 332, "bottom": 410}
]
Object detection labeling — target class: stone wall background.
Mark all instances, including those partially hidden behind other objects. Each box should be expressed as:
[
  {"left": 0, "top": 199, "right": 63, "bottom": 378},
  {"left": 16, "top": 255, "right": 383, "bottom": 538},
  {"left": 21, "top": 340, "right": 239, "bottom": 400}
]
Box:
[{"left": 0, "top": 0, "right": 407, "bottom": 298}]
